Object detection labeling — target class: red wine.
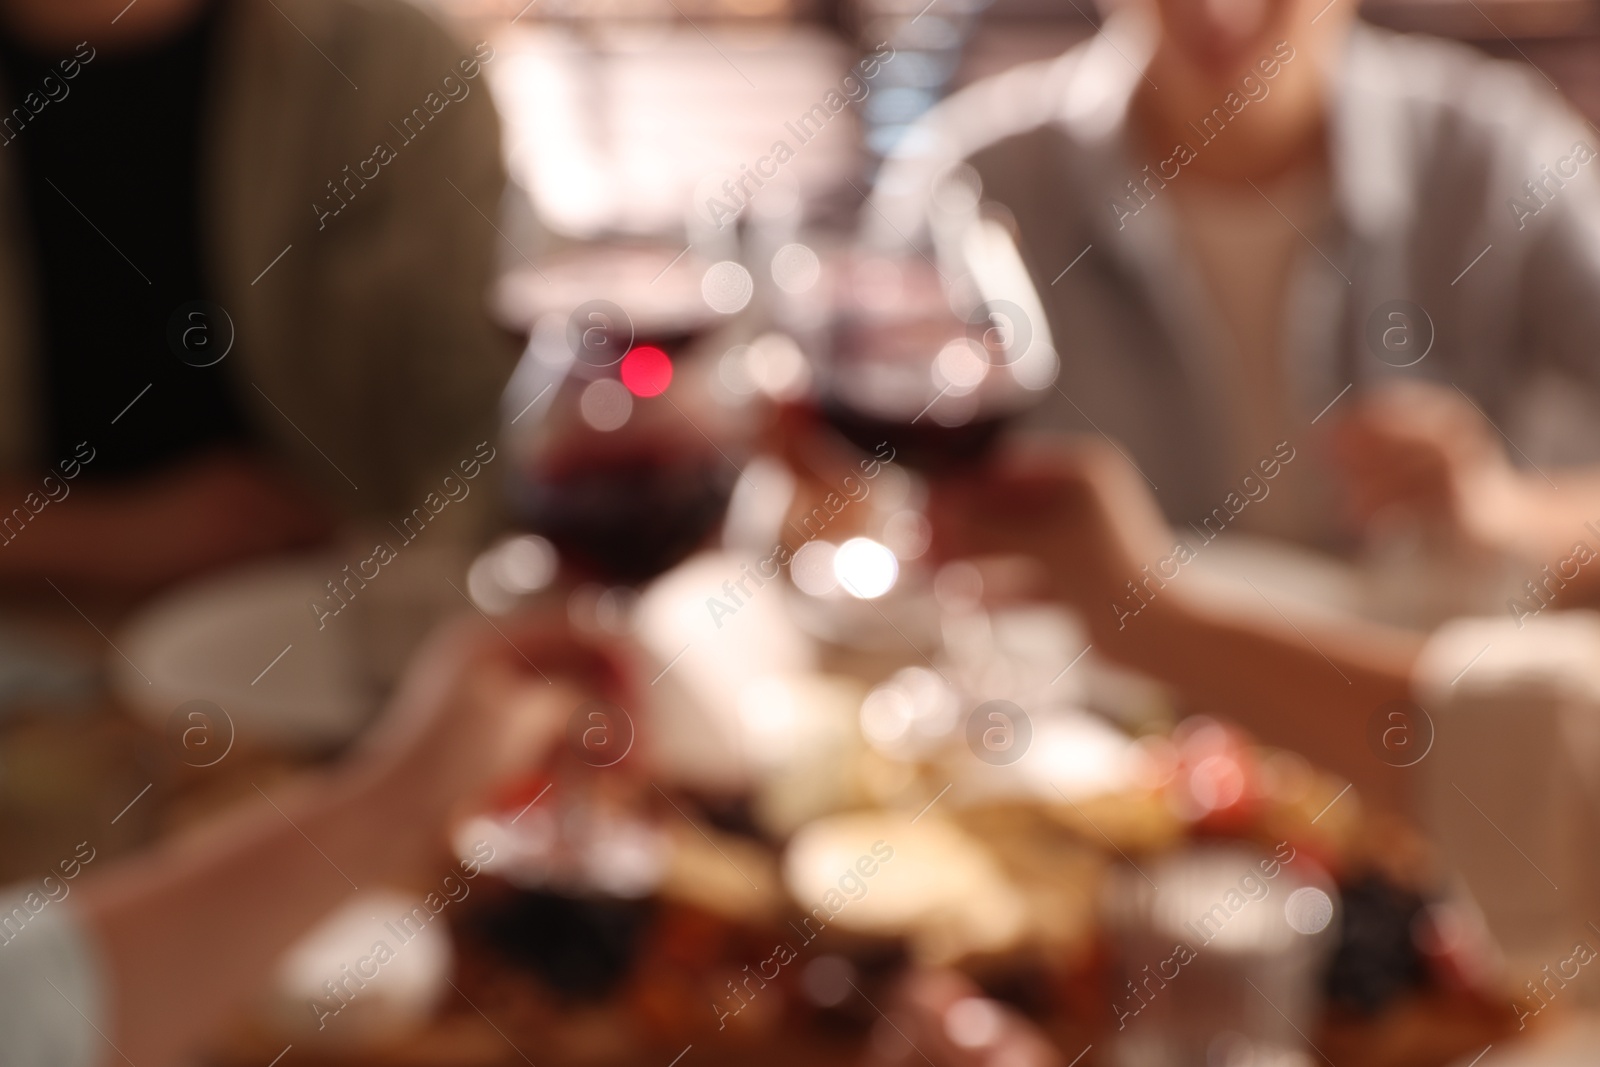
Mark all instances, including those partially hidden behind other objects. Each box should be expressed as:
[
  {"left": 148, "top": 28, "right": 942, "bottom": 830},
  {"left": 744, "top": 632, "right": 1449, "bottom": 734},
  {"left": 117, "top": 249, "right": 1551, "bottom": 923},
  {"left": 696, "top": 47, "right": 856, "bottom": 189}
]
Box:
[
  {"left": 819, "top": 397, "right": 1008, "bottom": 474},
  {"left": 466, "top": 884, "right": 658, "bottom": 1001},
  {"left": 513, "top": 450, "right": 736, "bottom": 585}
]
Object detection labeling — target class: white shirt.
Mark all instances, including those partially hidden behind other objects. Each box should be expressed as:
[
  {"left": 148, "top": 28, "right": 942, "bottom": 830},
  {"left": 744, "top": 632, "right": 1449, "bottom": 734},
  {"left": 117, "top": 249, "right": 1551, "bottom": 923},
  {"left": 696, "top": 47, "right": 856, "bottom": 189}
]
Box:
[{"left": 0, "top": 896, "right": 105, "bottom": 1067}]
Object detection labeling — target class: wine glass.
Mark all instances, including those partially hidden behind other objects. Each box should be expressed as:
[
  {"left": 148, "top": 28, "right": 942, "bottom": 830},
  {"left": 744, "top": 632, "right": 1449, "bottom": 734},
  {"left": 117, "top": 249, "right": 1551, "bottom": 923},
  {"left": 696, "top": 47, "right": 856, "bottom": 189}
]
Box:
[
  {"left": 462, "top": 240, "right": 758, "bottom": 999},
  {"left": 819, "top": 156, "right": 1061, "bottom": 472},
  {"left": 766, "top": 241, "right": 1051, "bottom": 655},
  {"left": 496, "top": 241, "right": 756, "bottom": 601},
  {"left": 817, "top": 251, "right": 1035, "bottom": 473}
]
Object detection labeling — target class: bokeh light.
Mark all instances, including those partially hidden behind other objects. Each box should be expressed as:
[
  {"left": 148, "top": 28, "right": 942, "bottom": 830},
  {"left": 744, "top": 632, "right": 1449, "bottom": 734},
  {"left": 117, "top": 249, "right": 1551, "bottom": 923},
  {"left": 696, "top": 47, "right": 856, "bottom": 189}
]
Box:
[
  {"left": 580, "top": 377, "right": 634, "bottom": 429},
  {"left": 702, "top": 260, "right": 754, "bottom": 313},
  {"left": 620, "top": 345, "right": 672, "bottom": 398},
  {"left": 1286, "top": 887, "right": 1335, "bottom": 935},
  {"left": 833, "top": 537, "right": 898, "bottom": 599}
]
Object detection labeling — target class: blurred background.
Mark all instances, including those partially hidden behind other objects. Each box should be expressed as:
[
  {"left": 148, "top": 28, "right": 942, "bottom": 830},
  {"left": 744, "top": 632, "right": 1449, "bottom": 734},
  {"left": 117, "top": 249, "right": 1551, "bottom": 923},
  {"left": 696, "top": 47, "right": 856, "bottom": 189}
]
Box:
[{"left": 7, "top": 0, "right": 1600, "bottom": 1064}]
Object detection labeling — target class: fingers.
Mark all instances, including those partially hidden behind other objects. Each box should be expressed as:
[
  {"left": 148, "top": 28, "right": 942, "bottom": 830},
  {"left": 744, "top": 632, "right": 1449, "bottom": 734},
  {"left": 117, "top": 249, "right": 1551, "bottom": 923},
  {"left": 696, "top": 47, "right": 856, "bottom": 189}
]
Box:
[
  {"left": 1331, "top": 381, "right": 1496, "bottom": 465},
  {"left": 927, "top": 434, "right": 1172, "bottom": 600},
  {"left": 369, "top": 609, "right": 626, "bottom": 774},
  {"left": 357, "top": 611, "right": 629, "bottom": 837},
  {"left": 989, "top": 435, "right": 1172, "bottom": 554},
  {"left": 476, "top": 675, "right": 590, "bottom": 786},
  {"left": 413, "top": 608, "right": 628, "bottom": 695},
  {"left": 929, "top": 437, "right": 1097, "bottom": 540},
  {"left": 1335, "top": 437, "right": 1454, "bottom": 523},
  {"left": 927, "top": 486, "right": 1059, "bottom": 566}
]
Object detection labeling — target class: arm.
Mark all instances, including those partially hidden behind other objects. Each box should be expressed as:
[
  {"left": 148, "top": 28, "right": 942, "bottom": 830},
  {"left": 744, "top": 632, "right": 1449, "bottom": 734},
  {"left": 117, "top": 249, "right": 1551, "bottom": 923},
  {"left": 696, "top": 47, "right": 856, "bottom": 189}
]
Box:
[
  {"left": 1094, "top": 589, "right": 1423, "bottom": 814},
  {"left": 71, "top": 615, "right": 591, "bottom": 1067},
  {"left": 1329, "top": 381, "right": 1600, "bottom": 610},
  {"left": 0, "top": 451, "right": 331, "bottom": 593},
  {"left": 74, "top": 764, "right": 409, "bottom": 1067},
  {"left": 931, "top": 439, "right": 1425, "bottom": 813},
  {"left": 1326, "top": 119, "right": 1600, "bottom": 607}
]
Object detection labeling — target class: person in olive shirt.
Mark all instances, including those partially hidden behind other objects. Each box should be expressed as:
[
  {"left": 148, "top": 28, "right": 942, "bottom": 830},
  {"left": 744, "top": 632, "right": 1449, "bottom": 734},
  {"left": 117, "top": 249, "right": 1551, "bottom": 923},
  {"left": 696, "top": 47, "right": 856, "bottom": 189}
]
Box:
[{"left": 0, "top": 0, "right": 514, "bottom": 592}]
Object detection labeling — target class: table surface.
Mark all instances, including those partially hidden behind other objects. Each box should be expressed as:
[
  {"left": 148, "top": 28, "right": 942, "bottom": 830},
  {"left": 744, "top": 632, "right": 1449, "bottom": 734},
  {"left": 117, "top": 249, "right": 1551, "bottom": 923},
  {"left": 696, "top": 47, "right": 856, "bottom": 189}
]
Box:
[{"left": 0, "top": 588, "right": 1523, "bottom": 1067}]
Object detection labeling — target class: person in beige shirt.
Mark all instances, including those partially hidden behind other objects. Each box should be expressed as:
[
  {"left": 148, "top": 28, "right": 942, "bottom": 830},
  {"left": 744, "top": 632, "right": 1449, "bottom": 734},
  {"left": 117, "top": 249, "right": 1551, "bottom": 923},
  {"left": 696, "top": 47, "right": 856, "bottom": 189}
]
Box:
[
  {"left": 874, "top": 0, "right": 1600, "bottom": 608},
  {"left": 877, "top": 0, "right": 1600, "bottom": 1046},
  {"left": 0, "top": 0, "right": 514, "bottom": 593}
]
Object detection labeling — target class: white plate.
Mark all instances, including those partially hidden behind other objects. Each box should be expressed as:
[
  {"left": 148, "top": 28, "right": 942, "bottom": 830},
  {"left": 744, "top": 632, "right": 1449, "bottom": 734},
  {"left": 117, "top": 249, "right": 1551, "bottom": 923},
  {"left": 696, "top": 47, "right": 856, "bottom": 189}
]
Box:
[{"left": 112, "top": 558, "right": 376, "bottom": 752}]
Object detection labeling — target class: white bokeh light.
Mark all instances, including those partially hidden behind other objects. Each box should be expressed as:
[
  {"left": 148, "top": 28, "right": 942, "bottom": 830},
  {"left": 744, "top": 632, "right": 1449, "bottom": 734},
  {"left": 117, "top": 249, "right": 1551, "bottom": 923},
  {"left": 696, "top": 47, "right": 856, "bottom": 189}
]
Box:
[
  {"left": 858, "top": 667, "right": 960, "bottom": 755},
  {"left": 467, "top": 534, "right": 558, "bottom": 613},
  {"left": 883, "top": 509, "right": 931, "bottom": 560},
  {"left": 859, "top": 686, "right": 914, "bottom": 746},
  {"left": 833, "top": 537, "right": 898, "bottom": 599},
  {"left": 718, "top": 345, "right": 758, "bottom": 396},
  {"left": 702, "top": 260, "right": 754, "bottom": 314},
  {"left": 1285, "top": 887, "right": 1335, "bottom": 935},
  {"left": 738, "top": 677, "right": 801, "bottom": 767},
  {"left": 934, "top": 338, "right": 989, "bottom": 390},
  {"left": 943, "top": 998, "right": 1003, "bottom": 1050},
  {"left": 790, "top": 540, "right": 839, "bottom": 596},
  {"left": 579, "top": 377, "right": 632, "bottom": 431},
  {"left": 772, "top": 243, "right": 821, "bottom": 293},
  {"left": 495, "top": 535, "right": 557, "bottom": 592},
  {"left": 746, "top": 332, "right": 810, "bottom": 400}
]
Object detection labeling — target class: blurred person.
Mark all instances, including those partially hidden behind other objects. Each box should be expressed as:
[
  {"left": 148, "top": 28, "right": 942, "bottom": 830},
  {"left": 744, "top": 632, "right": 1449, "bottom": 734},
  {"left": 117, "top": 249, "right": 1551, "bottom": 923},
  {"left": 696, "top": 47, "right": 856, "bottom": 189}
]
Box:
[
  {"left": 0, "top": 615, "right": 613, "bottom": 1067},
  {"left": 0, "top": 0, "right": 514, "bottom": 592},
  {"left": 873, "top": 0, "right": 1600, "bottom": 594}
]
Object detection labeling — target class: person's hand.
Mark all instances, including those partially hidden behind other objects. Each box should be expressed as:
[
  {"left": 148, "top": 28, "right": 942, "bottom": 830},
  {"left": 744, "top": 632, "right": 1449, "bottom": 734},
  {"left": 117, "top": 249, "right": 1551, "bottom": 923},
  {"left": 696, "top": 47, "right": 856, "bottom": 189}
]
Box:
[
  {"left": 927, "top": 437, "right": 1181, "bottom": 639},
  {"left": 345, "top": 611, "right": 627, "bottom": 882},
  {"left": 122, "top": 450, "right": 334, "bottom": 579},
  {"left": 69, "top": 613, "right": 627, "bottom": 1067},
  {"left": 40, "top": 449, "right": 335, "bottom": 591},
  {"left": 1328, "top": 381, "right": 1532, "bottom": 553},
  {"left": 860, "top": 968, "right": 1062, "bottom": 1067}
]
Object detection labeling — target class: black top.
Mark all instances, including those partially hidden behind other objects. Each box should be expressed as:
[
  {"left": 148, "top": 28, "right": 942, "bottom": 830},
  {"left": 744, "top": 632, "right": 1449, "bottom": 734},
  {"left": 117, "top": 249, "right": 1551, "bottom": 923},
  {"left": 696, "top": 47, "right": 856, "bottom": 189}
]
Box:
[{"left": 0, "top": 2, "right": 252, "bottom": 480}]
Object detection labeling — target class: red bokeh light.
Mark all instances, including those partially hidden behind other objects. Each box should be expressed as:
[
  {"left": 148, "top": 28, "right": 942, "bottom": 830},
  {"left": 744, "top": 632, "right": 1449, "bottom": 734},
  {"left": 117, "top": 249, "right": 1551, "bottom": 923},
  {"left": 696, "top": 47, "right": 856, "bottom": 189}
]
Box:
[{"left": 620, "top": 346, "right": 672, "bottom": 397}]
